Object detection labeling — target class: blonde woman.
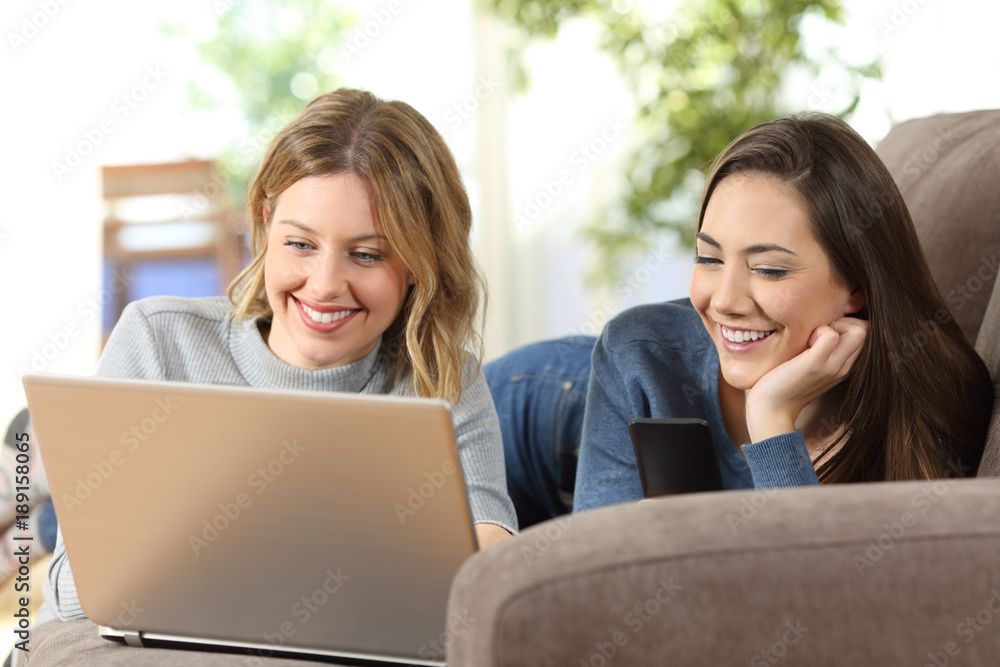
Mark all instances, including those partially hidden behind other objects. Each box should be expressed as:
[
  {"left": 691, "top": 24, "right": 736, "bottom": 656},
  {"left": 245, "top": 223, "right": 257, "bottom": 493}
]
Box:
[{"left": 42, "top": 88, "right": 516, "bottom": 624}]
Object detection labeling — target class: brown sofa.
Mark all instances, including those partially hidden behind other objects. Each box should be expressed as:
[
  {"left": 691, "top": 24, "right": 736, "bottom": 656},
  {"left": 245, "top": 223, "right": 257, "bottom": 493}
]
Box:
[
  {"left": 20, "top": 111, "right": 1000, "bottom": 666},
  {"left": 445, "top": 110, "right": 1000, "bottom": 666}
]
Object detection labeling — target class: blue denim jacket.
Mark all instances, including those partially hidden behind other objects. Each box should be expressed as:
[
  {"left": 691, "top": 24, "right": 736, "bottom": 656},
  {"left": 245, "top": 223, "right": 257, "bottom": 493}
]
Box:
[{"left": 573, "top": 298, "right": 819, "bottom": 513}]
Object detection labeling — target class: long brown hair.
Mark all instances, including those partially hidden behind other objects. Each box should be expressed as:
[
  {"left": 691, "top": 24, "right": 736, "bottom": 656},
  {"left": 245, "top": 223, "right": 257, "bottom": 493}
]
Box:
[
  {"left": 699, "top": 113, "right": 992, "bottom": 481},
  {"left": 228, "top": 88, "right": 484, "bottom": 403}
]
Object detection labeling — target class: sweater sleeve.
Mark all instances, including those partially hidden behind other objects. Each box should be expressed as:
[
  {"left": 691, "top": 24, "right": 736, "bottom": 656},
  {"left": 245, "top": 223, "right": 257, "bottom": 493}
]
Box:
[
  {"left": 95, "top": 301, "right": 166, "bottom": 380},
  {"left": 741, "top": 430, "right": 820, "bottom": 487},
  {"left": 46, "top": 303, "right": 165, "bottom": 622},
  {"left": 573, "top": 331, "right": 646, "bottom": 512},
  {"left": 451, "top": 360, "right": 519, "bottom": 534}
]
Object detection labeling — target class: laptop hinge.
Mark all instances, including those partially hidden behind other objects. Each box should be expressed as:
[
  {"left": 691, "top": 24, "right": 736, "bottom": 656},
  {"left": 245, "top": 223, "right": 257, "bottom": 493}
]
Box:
[{"left": 121, "top": 630, "right": 145, "bottom": 647}]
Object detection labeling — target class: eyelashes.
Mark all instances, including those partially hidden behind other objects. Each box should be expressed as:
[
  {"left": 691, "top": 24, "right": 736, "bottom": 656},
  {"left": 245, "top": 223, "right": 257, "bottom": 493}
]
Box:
[
  {"left": 283, "top": 241, "right": 385, "bottom": 265},
  {"left": 694, "top": 256, "right": 788, "bottom": 279}
]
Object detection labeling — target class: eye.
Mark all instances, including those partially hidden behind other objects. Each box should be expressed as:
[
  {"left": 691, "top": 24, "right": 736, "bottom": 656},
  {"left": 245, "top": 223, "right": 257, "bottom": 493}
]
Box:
[
  {"left": 754, "top": 268, "right": 788, "bottom": 279},
  {"left": 353, "top": 251, "right": 385, "bottom": 264},
  {"left": 283, "top": 240, "right": 312, "bottom": 251},
  {"left": 694, "top": 255, "right": 722, "bottom": 267}
]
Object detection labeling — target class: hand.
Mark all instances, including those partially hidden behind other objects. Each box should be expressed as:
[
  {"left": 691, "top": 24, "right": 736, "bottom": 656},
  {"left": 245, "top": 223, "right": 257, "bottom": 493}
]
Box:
[
  {"left": 745, "top": 317, "right": 868, "bottom": 442},
  {"left": 475, "top": 523, "right": 512, "bottom": 549}
]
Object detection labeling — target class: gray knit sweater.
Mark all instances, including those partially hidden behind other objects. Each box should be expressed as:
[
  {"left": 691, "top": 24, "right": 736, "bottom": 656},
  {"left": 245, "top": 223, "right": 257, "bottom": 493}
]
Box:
[{"left": 43, "top": 296, "right": 517, "bottom": 622}]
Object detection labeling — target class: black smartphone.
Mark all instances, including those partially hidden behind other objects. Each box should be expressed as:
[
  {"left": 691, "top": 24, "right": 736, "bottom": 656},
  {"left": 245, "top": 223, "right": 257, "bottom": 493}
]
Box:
[{"left": 628, "top": 417, "right": 724, "bottom": 497}]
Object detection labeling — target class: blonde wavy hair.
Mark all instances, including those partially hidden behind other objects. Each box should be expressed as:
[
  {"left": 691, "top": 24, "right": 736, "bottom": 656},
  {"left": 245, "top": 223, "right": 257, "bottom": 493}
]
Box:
[{"left": 228, "top": 88, "right": 485, "bottom": 404}]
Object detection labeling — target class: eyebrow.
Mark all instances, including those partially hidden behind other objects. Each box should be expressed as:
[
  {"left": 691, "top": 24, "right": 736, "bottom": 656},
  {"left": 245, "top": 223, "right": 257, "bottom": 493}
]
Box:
[
  {"left": 695, "top": 232, "right": 797, "bottom": 256},
  {"left": 276, "top": 219, "right": 388, "bottom": 242}
]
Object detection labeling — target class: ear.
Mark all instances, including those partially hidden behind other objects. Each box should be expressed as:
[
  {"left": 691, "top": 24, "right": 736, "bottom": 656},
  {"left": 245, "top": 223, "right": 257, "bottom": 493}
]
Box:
[
  {"left": 845, "top": 286, "right": 866, "bottom": 315},
  {"left": 407, "top": 273, "right": 416, "bottom": 286}
]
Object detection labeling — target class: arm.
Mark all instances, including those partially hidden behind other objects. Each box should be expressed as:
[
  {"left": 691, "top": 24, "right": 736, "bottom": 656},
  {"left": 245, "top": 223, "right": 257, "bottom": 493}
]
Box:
[
  {"left": 475, "top": 523, "right": 512, "bottom": 549},
  {"left": 745, "top": 317, "right": 867, "bottom": 443},
  {"left": 451, "top": 360, "right": 518, "bottom": 541},
  {"left": 742, "top": 317, "right": 868, "bottom": 487},
  {"left": 573, "top": 332, "right": 646, "bottom": 512},
  {"left": 741, "top": 431, "right": 819, "bottom": 487}
]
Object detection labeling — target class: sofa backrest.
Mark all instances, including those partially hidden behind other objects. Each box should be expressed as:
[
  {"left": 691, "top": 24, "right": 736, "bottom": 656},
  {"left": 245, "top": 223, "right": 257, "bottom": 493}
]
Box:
[
  {"left": 875, "top": 110, "right": 1000, "bottom": 478},
  {"left": 875, "top": 109, "right": 1000, "bottom": 345}
]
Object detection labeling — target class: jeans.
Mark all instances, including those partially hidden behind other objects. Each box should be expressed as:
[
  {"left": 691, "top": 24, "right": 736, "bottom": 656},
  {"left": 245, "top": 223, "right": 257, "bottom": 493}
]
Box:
[{"left": 484, "top": 336, "right": 596, "bottom": 529}]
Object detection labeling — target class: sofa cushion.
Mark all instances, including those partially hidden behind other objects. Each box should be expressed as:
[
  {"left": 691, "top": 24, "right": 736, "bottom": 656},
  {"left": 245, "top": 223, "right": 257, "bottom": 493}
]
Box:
[
  {"left": 875, "top": 109, "right": 1000, "bottom": 345},
  {"left": 448, "top": 478, "right": 1000, "bottom": 666}
]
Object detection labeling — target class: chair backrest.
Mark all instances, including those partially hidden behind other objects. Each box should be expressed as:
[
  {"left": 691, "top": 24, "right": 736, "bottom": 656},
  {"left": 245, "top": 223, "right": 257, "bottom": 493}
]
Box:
[{"left": 875, "top": 110, "right": 1000, "bottom": 477}]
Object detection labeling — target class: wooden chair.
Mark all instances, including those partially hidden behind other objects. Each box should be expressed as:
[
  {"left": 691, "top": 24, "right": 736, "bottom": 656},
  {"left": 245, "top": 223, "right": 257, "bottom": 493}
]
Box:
[{"left": 101, "top": 160, "right": 245, "bottom": 339}]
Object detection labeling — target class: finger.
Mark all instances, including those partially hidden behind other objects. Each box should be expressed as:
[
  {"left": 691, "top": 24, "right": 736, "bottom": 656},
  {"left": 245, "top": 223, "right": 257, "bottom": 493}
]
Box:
[
  {"left": 827, "top": 324, "right": 868, "bottom": 376},
  {"left": 806, "top": 324, "right": 837, "bottom": 349},
  {"left": 829, "top": 317, "right": 870, "bottom": 334}
]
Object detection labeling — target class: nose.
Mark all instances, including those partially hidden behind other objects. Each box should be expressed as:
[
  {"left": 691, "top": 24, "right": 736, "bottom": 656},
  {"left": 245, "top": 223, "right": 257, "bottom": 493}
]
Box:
[
  {"left": 310, "top": 252, "right": 350, "bottom": 301},
  {"left": 710, "top": 265, "right": 753, "bottom": 317}
]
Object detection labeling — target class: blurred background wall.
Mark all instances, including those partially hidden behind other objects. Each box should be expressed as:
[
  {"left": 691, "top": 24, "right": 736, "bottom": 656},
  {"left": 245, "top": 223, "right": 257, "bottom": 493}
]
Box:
[{"left": 2, "top": 0, "right": 999, "bottom": 424}]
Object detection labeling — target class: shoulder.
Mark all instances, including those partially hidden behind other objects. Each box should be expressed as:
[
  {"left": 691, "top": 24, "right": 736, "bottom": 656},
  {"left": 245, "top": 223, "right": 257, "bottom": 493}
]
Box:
[
  {"left": 122, "top": 295, "right": 234, "bottom": 326},
  {"left": 601, "top": 298, "right": 711, "bottom": 352}
]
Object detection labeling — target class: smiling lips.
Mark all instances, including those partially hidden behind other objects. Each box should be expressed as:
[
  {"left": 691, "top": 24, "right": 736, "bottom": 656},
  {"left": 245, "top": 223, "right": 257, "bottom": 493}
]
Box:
[
  {"left": 294, "top": 298, "right": 360, "bottom": 331},
  {"left": 301, "top": 302, "right": 357, "bottom": 323},
  {"left": 721, "top": 325, "right": 774, "bottom": 343},
  {"left": 719, "top": 324, "right": 775, "bottom": 352}
]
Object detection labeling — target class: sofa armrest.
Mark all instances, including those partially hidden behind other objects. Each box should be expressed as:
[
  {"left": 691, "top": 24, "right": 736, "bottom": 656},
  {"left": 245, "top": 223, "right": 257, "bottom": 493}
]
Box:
[{"left": 447, "top": 479, "right": 1000, "bottom": 666}]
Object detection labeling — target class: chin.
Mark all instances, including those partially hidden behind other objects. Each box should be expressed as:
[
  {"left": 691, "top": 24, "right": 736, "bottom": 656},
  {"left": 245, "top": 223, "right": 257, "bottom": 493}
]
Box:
[{"left": 719, "top": 364, "right": 764, "bottom": 392}]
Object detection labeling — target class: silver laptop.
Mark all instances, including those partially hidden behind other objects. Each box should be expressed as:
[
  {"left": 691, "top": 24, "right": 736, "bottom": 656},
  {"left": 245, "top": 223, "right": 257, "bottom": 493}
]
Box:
[{"left": 22, "top": 372, "right": 479, "bottom": 666}]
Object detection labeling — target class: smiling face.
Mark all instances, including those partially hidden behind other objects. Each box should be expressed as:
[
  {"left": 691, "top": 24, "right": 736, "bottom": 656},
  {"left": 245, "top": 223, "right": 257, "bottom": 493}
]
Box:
[
  {"left": 689, "top": 174, "right": 865, "bottom": 391},
  {"left": 263, "top": 173, "right": 411, "bottom": 370}
]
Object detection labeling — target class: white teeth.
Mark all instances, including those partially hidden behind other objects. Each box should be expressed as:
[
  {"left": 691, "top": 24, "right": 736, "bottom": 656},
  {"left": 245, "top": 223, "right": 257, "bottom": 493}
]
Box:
[
  {"left": 722, "top": 326, "right": 773, "bottom": 344},
  {"left": 301, "top": 304, "right": 354, "bottom": 324}
]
